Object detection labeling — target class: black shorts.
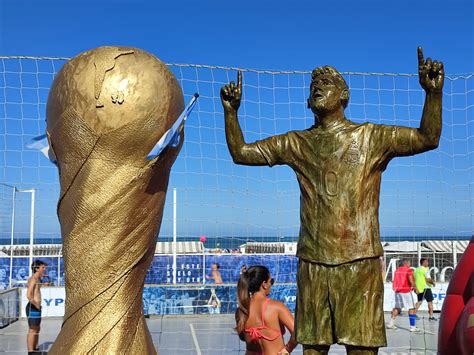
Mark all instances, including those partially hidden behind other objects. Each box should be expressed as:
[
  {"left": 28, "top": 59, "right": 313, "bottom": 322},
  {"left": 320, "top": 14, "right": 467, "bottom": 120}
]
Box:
[
  {"left": 417, "top": 288, "right": 434, "bottom": 302},
  {"left": 26, "top": 302, "right": 41, "bottom": 327}
]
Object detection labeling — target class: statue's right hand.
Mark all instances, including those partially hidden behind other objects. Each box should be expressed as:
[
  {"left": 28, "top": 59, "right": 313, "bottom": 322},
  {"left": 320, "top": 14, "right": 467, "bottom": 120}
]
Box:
[
  {"left": 417, "top": 46, "right": 444, "bottom": 93},
  {"left": 221, "top": 71, "right": 242, "bottom": 113}
]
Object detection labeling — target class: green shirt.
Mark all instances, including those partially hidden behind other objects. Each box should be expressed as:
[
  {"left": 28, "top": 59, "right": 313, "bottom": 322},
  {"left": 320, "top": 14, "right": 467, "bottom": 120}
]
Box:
[
  {"left": 414, "top": 266, "right": 431, "bottom": 293},
  {"left": 255, "top": 120, "right": 418, "bottom": 265}
]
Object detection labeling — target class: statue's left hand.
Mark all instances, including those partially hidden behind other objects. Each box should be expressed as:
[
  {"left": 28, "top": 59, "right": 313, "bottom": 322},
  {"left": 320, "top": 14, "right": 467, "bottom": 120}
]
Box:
[
  {"left": 418, "top": 46, "right": 444, "bottom": 93},
  {"left": 221, "top": 71, "right": 242, "bottom": 113}
]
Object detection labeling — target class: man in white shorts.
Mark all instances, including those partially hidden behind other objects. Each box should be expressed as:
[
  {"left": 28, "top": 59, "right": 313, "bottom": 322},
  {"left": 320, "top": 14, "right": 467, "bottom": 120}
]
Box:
[{"left": 387, "top": 259, "right": 420, "bottom": 332}]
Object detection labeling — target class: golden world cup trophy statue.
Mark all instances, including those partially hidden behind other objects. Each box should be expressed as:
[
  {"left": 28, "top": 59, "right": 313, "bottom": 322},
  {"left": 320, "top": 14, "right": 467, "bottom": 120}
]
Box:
[
  {"left": 45, "top": 46, "right": 188, "bottom": 354},
  {"left": 222, "top": 48, "right": 443, "bottom": 354}
]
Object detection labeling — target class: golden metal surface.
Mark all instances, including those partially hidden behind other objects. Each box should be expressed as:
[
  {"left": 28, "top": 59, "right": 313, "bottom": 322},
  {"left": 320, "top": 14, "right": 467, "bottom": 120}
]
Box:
[
  {"left": 47, "top": 46, "right": 184, "bottom": 354},
  {"left": 221, "top": 48, "right": 443, "bottom": 352}
]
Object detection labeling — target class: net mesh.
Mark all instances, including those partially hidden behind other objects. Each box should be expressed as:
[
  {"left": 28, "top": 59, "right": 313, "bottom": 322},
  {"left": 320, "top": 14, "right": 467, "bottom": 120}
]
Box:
[
  {"left": 1, "top": 57, "right": 472, "bottom": 247},
  {"left": 0, "top": 57, "right": 472, "bottom": 310}
]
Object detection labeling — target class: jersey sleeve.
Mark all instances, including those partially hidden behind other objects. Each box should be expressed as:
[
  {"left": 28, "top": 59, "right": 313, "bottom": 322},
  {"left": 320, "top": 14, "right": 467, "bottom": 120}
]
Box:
[
  {"left": 255, "top": 132, "right": 295, "bottom": 167},
  {"left": 370, "top": 124, "right": 418, "bottom": 168}
]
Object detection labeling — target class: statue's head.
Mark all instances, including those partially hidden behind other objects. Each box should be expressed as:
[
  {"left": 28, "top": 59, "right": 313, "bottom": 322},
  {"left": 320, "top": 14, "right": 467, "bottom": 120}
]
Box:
[
  {"left": 47, "top": 46, "right": 184, "bottom": 135},
  {"left": 307, "top": 66, "right": 349, "bottom": 116}
]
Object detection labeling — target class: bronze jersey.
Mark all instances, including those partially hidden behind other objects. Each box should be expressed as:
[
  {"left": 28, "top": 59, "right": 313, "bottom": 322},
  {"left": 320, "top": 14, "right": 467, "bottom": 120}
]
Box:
[{"left": 256, "top": 120, "right": 418, "bottom": 265}]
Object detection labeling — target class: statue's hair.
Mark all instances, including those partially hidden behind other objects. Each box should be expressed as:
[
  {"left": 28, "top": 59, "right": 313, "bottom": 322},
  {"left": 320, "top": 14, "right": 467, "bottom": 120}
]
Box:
[{"left": 311, "top": 66, "right": 348, "bottom": 90}]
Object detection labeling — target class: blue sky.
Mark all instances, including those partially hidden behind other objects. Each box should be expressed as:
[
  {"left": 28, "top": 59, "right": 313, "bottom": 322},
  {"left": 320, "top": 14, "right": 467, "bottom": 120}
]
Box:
[
  {"left": 0, "top": 0, "right": 473, "bottom": 244},
  {"left": 1, "top": 0, "right": 473, "bottom": 73}
]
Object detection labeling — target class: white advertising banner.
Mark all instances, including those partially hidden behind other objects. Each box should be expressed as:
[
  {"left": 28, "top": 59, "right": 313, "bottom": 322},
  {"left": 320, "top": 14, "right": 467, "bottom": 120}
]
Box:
[
  {"left": 20, "top": 287, "right": 65, "bottom": 317},
  {"left": 19, "top": 283, "right": 448, "bottom": 318},
  {"left": 383, "top": 283, "right": 448, "bottom": 312}
]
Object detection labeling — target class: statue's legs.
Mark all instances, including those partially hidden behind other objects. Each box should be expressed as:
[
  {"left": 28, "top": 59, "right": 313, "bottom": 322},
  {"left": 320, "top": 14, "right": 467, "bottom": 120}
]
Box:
[
  {"left": 302, "top": 344, "right": 330, "bottom": 354},
  {"left": 296, "top": 258, "right": 387, "bottom": 352}
]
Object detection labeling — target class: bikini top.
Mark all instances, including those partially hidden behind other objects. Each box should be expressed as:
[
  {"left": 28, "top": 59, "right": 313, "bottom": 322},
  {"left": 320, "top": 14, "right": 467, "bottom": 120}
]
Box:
[{"left": 245, "top": 298, "right": 284, "bottom": 342}]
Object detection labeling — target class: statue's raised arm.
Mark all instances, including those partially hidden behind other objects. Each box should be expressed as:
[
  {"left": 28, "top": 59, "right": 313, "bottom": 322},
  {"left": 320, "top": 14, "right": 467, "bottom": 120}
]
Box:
[
  {"left": 221, "top": 71, "right": 269, "bottom": 166},
  {"left": 377, "top": 47, "right": 444, "bottom": 160},
  {"left": 412, "top": 46, "right": 444, "bottom": 152}
]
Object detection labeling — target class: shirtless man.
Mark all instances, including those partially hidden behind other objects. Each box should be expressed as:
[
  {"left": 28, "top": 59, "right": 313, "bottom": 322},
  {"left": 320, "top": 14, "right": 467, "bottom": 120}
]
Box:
[
  {"left": 26, "top": 260, "right": 47, "bottom": 353},
  {"left": 206, "top": 263, "right": 223, "bottom": 284}
]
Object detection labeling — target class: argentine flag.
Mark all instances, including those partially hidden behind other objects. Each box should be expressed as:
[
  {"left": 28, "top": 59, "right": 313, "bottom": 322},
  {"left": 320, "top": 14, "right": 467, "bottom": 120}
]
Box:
[
  {"left": 26, "top": 93, "right": 199, "bottom": 164},
  {"left": 26, "top": 134, "right": 57, "bottom": 165},
  {"left": 146, "top": 93, "right": 199, "bottom": 160}
]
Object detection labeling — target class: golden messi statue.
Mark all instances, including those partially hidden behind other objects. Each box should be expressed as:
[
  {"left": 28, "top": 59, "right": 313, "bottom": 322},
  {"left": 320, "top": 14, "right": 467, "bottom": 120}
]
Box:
[
  {"left": 222, "top": 48, "right": 443, "bottom": 354},
  {"left": 46, "top": 46, "right": 184, "bottom": 354}
]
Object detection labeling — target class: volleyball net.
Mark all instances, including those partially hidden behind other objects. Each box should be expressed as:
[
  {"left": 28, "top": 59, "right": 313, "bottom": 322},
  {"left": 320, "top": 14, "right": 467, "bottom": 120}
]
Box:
[{"left": 0, "top": 56, "right": 472, "bottom": 291}]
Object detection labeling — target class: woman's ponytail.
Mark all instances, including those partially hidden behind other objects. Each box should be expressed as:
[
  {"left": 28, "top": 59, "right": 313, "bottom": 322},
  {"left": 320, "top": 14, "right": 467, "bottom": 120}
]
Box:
[{"left": 236, "top": 271, "right": 251, "bottom": 335}]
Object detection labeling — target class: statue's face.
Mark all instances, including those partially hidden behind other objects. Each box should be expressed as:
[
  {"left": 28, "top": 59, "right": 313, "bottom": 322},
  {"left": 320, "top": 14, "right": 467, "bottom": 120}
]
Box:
[{"left": 308, "top": 75, "right": 344, "bottom": 115}]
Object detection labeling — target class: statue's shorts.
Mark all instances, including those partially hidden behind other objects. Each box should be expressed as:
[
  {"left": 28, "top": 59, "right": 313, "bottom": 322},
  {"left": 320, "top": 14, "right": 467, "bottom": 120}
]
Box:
[{"left": 295, "top": 257, "right": 387, "bottom": 348}]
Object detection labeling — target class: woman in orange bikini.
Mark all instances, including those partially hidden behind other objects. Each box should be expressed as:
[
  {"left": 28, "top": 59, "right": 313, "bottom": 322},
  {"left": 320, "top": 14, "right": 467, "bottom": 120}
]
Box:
[{"left": 236, "top": 265, "right": 297, "bottom": 354}]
